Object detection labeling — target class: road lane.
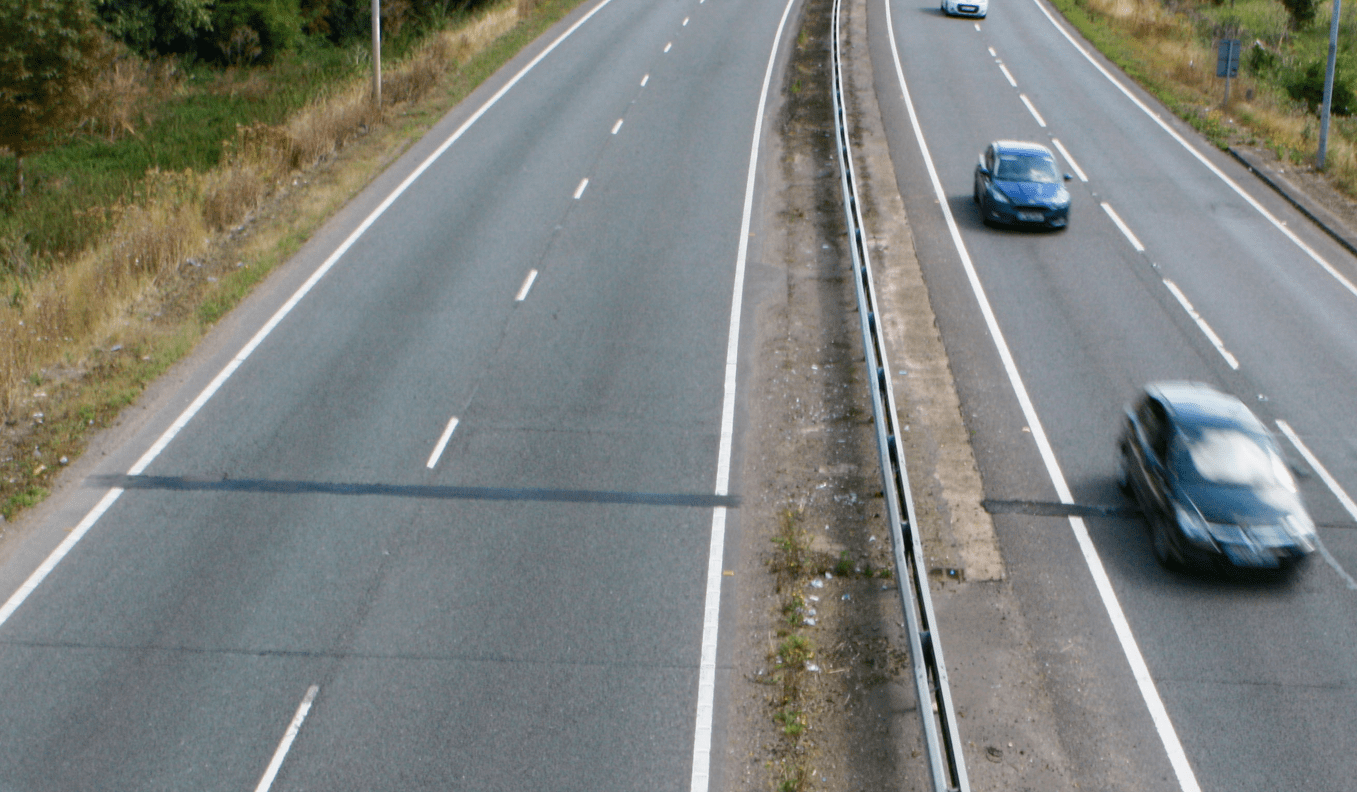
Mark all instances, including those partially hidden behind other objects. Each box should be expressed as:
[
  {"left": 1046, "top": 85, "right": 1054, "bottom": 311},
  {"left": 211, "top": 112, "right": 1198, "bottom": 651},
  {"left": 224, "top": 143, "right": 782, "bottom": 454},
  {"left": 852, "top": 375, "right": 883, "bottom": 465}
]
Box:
[
  {"left": 875, "top": 0, "right": 1357, "bottom": 790},
  {"left": 0, "top": 0, "right": 799, "bottom": 789}
]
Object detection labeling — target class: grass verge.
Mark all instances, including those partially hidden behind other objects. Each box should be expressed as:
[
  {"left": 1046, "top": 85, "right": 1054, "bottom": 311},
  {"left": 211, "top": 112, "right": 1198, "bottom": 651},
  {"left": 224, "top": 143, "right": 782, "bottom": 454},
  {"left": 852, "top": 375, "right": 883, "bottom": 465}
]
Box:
[
  {"left": 1044, "top": 0, "right": 1357, "bottom": 191},
  {"left": 0, "top": 0, "right": 591, "bottom": 521}
]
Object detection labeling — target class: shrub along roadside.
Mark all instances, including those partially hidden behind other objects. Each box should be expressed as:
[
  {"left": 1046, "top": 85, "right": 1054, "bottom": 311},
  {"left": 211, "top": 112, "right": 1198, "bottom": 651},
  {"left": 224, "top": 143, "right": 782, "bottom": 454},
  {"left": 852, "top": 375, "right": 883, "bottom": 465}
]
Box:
[{"left": 0, "top": 0, "right": 590, "bottom": 520}]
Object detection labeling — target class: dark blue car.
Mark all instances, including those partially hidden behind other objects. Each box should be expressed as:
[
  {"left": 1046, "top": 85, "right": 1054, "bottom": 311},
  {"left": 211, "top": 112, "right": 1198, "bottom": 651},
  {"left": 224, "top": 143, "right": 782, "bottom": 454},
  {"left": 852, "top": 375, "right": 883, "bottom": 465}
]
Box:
[
  {"left": 1119, "top": 382, "right": 1317, "bottom": 573},
  {"left": 973, "top": 140, "right": 1071, "bottom": 229}
]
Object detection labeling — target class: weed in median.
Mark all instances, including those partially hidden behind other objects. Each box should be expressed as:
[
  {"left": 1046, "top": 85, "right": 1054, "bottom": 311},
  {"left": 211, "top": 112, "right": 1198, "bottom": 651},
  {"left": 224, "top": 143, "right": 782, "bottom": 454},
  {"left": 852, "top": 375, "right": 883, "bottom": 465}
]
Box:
[
  {"left": 782, "top": 593, "right": 806, "bottom": 627},
  {"left": 777, "top": 634, "right": 814, "bottom": 669},
  {"left": 773, "top": 708, "right": 807, "bottom": 737},
  {"left": 774, "top": 761, "right": 811, "bottom": 792},
  {"left": 770, "top": 507, "right": 808, "bottom": 589}
]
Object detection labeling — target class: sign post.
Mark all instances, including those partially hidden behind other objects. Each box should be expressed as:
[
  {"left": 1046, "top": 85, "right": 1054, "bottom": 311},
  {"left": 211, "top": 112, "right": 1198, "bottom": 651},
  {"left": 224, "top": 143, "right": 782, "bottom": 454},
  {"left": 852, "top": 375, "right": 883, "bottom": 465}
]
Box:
[{"left": 1217, "top": 39, "right": 1241, "bottom": 106}]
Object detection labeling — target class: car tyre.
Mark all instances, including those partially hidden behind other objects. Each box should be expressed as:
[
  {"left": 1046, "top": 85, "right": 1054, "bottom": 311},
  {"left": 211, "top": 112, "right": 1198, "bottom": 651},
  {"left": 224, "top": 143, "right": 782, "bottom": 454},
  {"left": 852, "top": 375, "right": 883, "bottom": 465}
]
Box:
[{"left": 1151, "top": 518, "right": 1183, "bottom": 571}]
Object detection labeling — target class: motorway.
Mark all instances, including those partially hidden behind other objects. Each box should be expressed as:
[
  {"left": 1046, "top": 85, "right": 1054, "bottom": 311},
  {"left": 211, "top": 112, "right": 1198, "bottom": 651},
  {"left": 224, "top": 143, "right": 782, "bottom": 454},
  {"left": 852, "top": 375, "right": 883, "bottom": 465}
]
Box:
[
  {"left": 0, "top": 0, "right": 801, "bottom": 789},
  {"left": 872, "top": 0, "right": 1357, "bottom": 790}
]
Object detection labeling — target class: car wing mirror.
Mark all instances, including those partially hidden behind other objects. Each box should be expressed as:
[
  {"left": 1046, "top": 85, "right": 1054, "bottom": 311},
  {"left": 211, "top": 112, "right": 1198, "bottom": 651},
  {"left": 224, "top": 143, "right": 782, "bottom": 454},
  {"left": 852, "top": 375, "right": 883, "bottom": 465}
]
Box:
[{"left": 1064, "top": 173, "right": 1073, "bottom": 181}]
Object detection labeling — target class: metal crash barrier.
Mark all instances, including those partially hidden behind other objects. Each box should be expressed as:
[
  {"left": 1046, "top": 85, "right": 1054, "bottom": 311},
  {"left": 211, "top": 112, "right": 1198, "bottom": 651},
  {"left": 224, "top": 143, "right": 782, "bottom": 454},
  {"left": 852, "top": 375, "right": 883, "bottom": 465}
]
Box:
[{"left": 828, "top": 1, "right": 971, "bottom": 789}]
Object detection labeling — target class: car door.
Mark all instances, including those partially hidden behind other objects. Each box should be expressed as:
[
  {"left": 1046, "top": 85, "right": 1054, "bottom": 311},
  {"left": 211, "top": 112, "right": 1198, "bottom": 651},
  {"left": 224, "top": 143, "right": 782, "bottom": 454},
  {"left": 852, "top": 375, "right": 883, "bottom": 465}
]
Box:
[
  {"left": 1126, "top": 395, "right": 1172, "bottom": 518},
  {"left": 975, "top": 144, "right": 994, "bottom": 203}
]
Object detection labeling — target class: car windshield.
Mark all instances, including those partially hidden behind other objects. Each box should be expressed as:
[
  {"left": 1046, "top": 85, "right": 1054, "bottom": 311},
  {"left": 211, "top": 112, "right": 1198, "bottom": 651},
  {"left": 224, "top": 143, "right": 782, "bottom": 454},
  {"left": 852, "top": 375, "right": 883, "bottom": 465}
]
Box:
[
  {"left": 1173, "top": 428, "right": 1296, "bottom": 491},
  {"left": 995, "top": 155, "right": 1059, "bottom": 183}
]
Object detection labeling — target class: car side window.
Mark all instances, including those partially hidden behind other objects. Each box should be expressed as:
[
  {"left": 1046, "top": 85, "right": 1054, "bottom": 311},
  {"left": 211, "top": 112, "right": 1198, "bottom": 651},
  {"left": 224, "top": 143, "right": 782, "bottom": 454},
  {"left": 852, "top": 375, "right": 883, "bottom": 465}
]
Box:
[
  {"left": 1136, "top": 397, "right": 1170, "bottom": 461},
  {"left": 985, "top": 146, "right": 995, "bottom": 172}
]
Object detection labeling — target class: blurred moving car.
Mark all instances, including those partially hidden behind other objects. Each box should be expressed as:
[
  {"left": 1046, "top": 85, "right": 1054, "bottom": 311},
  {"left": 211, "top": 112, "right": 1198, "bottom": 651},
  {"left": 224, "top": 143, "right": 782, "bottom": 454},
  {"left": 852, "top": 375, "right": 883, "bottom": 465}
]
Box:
[
  {"left": 1119, "top": 382, "right": 1317, "bottom": 572},
  {"left": 973, "top": 140, "right": 1071, "bottom": 229},
  {"left": 942, "top": 0, "right": 987, "bottom": 18}
]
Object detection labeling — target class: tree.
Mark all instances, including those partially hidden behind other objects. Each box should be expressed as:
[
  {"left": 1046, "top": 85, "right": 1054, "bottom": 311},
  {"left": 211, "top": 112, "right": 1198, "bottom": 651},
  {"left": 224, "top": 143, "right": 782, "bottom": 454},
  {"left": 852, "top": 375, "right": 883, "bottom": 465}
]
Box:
[
  {"left": 1281, "top": 0, "right": 1317, "bottom": 28},
  {"left": 210, "top": 0, "right": 302, "bottom": 64},
  {"left": 94, "top": 0, "right": 213, "bottom": 57},
  {"left": 0, "top": 0, "right": 108, "bottom": 194}
]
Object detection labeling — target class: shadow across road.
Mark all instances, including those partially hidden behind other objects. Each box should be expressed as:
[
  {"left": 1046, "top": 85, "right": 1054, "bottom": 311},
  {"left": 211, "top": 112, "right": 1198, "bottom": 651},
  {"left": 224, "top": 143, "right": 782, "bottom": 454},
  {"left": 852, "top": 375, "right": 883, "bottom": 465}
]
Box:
[{"left": 88, "top": 474, "right": 740, "bottom": 509}]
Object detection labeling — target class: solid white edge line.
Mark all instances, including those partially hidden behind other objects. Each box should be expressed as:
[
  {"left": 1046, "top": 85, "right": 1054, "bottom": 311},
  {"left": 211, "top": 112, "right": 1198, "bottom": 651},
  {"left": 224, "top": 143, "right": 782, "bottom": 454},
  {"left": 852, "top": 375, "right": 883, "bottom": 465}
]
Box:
[
  {"left": 0, "top": 488, "right": 123, "bottom": 626},
  {"left": 1051, "top": 138, "right": 1088, "bottom": 182},
  {"left": 1029, "top": 0, "right": 1357, "bottom": 301},
  {"left": 884, "top": 4, "right": 1204, "bottom": 791},
  {"left": 573, "top": 178, "right": 589, "bottom": 199},
  {"left": 254, "top": 684, "right": 320, "bottom": 792},
  {"left": 0, "top": 0, "right": 620, "bottom": 632},
  {"left": 1161, "top": 279, "right": 1240, "bottom": 370},
  {"left": 611, "top": 118, "right": 623, "bottom": 134},
  {"left": 515, "top": 269, "right": 539, "bottom": 301},
  {"left": 425, "top": 416, "right": 460, "bottom": 470},
  {"left": 1019, "top": 93, "right": 1046, "bottom": 127},
  {"left": 1101, "top": 201, "right": 1145, "bottom": 252},
  {"left": 689, "top": 1, "right": 797, "bottom": 789},
  {"left": 1276, "top": 420, "right": 1357, "bottom": 590},
  {"left": 998, "top": 62, "right": 1017, "bottom": 87}
]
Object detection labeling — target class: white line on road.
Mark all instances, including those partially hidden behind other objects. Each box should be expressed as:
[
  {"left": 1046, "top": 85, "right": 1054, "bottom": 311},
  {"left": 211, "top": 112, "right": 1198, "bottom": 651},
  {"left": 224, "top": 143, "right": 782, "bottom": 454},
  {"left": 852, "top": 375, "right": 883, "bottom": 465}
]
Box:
[
  {"left": 683, "top": 16, "right": 689, "bottom": 24},
  {"left": 1276, "top": 420, "right": 1357, "bottom": 590},
  {"left": 426, "top": 416, "right": 460, "bottom": 469},
  {"left": 988, "top": 46, "right": 996, "bottom": 56},
  {"left": 254, "top": 685, "right": 319, "bottom": 792},
  {"left": 1051, "top": 138, "right": 1088, "bottom": 182},
  {"left": 573, "top": 178, "right": 589, "bottom": 199},
  {"left": 1161, "top": 279, "right": 1239, "bottom": 369},
  {"left": 689, "top": 0, "right": 797, "bottom": 789},
  {"left": 641, "top": 73, "right": 649, "bottom": 86},
  {"left": 1031, "top": 0, "right": 1357, "bottom": 302},
  {"left": 611, "top": 118, "right": 623, "bottom": 134},
  {"left": 998, "top": 62, "right": 1017, "bottom": 87},
  {"left": 664, "top": 41, "right": 672, "bottom": 52},
  {"left": 1019, "top": 93, "right": 1046, "bottom": 127},
  {"left": 0, "top": 0, "right": 622, "bottom": 632},
  {"left": 1101, "top": 202, "right": 1144, "bottom": 252},
  {"left": 515, "top": 269, "right": 539, "bottom": 301},
  {"left": 885, "top": 3, "right": 1204, "bottom": 791}
]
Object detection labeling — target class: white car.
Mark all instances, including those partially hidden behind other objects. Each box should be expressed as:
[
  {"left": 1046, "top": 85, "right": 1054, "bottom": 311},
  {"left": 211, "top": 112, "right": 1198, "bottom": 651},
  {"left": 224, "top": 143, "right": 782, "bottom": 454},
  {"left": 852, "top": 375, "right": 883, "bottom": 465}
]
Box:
[{"left": 942, "top": 0, "right": 987, "bottom": 17}]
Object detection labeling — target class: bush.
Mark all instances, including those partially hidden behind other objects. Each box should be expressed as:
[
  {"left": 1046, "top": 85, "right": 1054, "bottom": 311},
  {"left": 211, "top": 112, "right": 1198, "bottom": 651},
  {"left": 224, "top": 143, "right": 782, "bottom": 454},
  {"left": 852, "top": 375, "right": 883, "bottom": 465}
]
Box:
[
  {"left": 210, "top": 0, "right": 304, "bottom": 64},
  {"left": 1286, "top": 60, "right": 1355, "bottom": 115},
  {"left": 94, "top": 0, "right": 213, "bottom": 57},
  {"left": 1281, "top": 0, "right": 1317, "bottom": 28}
]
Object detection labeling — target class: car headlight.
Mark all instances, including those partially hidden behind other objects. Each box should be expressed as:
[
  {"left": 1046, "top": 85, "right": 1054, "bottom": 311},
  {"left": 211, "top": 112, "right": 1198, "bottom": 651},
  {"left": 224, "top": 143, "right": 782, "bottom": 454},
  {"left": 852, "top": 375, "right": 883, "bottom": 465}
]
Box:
[
  {"left": 1055, "top": 187, "right": 1070, "bottom": 204},
  {"left": 1283, "top": 513, "right": 1317, "bottom": 551},
  {"left": 987, "top": 187, "right": 1010, "bottom": 204},
  {"left": 1173, "top": 504, "right": 1215, "bottom": 547}
]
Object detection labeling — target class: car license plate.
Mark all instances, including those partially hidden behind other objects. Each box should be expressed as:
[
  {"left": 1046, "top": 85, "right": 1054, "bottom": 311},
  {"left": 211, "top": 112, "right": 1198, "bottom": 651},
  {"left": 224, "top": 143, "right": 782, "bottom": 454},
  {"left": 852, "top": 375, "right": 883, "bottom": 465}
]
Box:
[
  {"left": 958, "top": 4, "right": 978, "bottom": 10},
  {"left": 1222, "top": 542, "right": 1277, "bottom": 568},
  {"left": 1018, "top": 210, "right": 1044, "bottom": 222}
]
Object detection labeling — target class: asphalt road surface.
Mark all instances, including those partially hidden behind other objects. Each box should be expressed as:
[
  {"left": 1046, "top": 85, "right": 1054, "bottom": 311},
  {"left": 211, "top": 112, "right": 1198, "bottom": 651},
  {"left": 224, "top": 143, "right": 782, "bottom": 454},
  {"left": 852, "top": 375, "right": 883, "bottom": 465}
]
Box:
[
  {"left": 873, "top": 0, "right": 1357, "bottom": 790},
  {"left": 0, "top": 1, "right": 802, "bottom": 789}
]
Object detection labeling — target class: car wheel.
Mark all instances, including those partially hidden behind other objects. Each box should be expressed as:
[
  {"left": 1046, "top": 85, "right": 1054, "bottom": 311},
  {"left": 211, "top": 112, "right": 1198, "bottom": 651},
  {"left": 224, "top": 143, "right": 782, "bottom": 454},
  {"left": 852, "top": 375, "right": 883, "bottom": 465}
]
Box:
[{"left": 1151, "top": 518, "right": 1183, "bottom": 571}]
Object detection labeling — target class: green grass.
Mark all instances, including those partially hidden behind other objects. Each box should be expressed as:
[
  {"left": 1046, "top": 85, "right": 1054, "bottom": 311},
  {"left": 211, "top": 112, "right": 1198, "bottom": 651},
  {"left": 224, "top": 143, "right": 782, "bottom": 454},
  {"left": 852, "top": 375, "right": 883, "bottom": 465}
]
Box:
[{"left": 0, "top": 41, "right": 364, "bottom": 264}]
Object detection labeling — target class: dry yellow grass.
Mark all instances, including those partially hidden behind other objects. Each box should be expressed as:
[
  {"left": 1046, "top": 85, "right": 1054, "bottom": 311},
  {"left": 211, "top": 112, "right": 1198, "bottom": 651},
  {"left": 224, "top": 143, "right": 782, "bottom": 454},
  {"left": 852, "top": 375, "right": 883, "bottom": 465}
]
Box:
[{"left": 0, "top": 2, "right": 522, "bottom": 424}]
